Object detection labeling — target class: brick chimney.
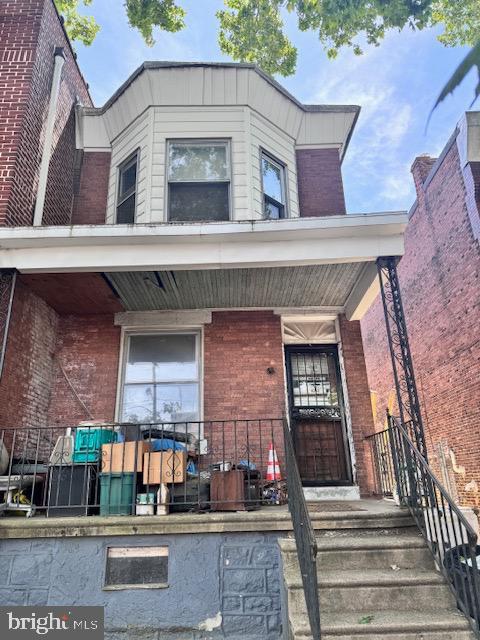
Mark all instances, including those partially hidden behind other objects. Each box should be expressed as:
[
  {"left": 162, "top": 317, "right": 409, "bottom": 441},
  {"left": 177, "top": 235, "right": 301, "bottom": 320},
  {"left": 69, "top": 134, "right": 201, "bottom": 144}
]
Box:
[{"left": 411, "top": 155, "right": 436, "bottom": 198}]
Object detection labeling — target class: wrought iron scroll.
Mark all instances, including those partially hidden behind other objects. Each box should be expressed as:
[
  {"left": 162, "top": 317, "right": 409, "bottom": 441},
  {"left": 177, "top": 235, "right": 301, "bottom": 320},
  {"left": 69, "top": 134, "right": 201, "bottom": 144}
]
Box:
[
  {"left": 377, "top": 257, "right": 427, "bottom": 459},
  {"left": 0, "top": 269, "right": 16, "bottom": 381}
]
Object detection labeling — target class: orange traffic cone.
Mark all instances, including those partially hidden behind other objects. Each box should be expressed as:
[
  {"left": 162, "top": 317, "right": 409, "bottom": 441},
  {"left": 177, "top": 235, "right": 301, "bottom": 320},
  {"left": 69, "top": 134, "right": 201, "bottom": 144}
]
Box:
[{"left": 266, "top": 443, "right": 281, "bottom": 481}]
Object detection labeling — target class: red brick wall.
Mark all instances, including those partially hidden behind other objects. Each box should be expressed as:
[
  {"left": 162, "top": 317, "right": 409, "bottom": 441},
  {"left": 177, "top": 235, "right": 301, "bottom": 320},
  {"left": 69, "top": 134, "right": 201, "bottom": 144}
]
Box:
[
  {"left": 72, "top": 152, "right": 111, "bottom": 225},
  {"left": 361, "top": 139, "right": 480, "bottom": 507},
  {"left": 296, "top": 148, "right": 346, "bottom": 217},
  {"left": 47, "top": 315, "right": 121, "bottom": 428},
  {"left": 204, "top": 311, "right": 286, "bottom": 420},
  {"left": 0, "top": 280, "right": 58, "bottom": 429},
  {"left": 338, "top": 314, "right": 375, "bottom": 495},
  {"left": 203, "top": 311, "right": 286, "bottom": 471},
  {"left": 0, "top": 0, "right": 91, "bottom": 226}
]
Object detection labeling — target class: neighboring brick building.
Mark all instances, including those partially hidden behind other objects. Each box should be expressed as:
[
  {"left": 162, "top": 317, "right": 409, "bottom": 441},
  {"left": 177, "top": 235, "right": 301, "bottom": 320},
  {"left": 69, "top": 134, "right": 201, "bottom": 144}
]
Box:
[
  {"left": 0, "top": 0, "right": 91, "bottom": 226},
  {"left": 362, "top": 113, "right": 480, "bottom": 508}
]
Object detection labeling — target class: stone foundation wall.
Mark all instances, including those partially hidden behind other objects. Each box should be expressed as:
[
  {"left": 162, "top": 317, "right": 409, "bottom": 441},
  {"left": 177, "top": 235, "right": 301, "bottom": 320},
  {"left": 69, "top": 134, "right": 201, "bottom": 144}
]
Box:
[{"left": 0, "top": 532, "right": 285, "bottom": 640}]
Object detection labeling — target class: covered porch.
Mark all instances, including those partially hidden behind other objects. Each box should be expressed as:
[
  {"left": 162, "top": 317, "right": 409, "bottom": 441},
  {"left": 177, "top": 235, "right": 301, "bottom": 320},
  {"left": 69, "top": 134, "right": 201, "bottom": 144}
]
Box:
[{"left": 0, "top": 213, "right": 406, "bottom": 516}]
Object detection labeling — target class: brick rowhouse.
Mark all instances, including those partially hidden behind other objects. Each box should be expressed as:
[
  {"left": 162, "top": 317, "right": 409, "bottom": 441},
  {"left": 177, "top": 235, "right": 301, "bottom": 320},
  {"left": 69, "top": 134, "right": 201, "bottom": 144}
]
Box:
[
  {"left": 0, "top": 0, "right": 91, "bottom": 226},
  {"left": 362, "top": 132, "right": 480, "bottom": 507}
]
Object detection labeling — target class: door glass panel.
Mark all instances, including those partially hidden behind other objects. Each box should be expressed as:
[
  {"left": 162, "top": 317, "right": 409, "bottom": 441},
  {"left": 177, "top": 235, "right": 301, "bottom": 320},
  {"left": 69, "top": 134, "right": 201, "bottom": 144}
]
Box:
[{"left": 290, "top": 352, "right": 338, "bottom": 407}]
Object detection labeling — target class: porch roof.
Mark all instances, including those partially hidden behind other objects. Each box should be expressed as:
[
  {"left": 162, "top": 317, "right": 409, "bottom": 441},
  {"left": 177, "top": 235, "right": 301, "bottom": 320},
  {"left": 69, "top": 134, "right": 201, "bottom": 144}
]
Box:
[{"left": 3, "top": 212, "right": 407, "bottom": 320}]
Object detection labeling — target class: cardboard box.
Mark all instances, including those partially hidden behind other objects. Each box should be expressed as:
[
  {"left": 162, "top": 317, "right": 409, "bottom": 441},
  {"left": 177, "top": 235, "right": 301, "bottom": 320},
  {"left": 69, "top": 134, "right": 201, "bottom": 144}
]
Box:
[
  {"left": 143, "top": 451, "right": 186, "bottom": 485},
  {"left": 101, "top": 441, "right": 151, "bottom": 473}
]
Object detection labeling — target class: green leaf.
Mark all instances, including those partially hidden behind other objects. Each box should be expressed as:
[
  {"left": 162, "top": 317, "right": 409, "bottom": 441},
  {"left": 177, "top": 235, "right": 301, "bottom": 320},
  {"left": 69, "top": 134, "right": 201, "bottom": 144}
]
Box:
[
  {"left": 54, "top": 0, "right": 100, "bottom": 46},
  {"left": 125, "top": 0, "right": 186, "bottom": 47},
  {"left": 359, "top": 614, "right": 375, "bottom": 624},
  {"left": 430, "top": 40, "right": 480, "bottom": 118}
]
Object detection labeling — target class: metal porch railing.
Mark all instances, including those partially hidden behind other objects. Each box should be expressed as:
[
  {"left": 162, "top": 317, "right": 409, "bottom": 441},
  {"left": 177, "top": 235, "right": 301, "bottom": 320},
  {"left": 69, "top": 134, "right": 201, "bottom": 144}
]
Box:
[
  {"left": 0, "top": 419, "right": 285, "bottom": 516},
  {"left": 283, "top": 418, "right": 321, "bottom": 640},
  {"left": 367, "top": 415, "right": 480, "bottom": 637}
]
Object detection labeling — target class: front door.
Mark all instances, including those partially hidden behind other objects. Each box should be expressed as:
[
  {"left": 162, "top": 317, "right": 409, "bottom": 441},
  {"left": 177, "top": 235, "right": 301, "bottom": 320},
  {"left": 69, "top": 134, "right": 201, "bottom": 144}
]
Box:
[{"left": 285, "top": 346, "right": 352, "bottom": 486}]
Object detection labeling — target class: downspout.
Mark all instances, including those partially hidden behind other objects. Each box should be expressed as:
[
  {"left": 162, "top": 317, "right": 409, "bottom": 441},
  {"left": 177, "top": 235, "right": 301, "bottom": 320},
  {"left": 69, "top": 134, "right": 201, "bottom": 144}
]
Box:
[{"left": 33, "top": 47, "right": 65, "bottom": 226}]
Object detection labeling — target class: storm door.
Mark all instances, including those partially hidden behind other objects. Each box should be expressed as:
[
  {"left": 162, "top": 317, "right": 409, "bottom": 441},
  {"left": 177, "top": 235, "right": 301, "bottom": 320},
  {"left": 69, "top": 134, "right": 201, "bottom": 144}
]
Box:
[{"left": 285, "top": 346, "right": 352, "bottom": 485}]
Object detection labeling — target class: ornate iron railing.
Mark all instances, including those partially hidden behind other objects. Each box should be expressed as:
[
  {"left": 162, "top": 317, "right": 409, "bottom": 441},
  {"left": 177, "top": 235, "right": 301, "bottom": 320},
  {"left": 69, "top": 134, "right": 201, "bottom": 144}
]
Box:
[
  {"left": 367, "top": 415, "right": 480, "bottom": 636},
  {"left": 283, "top": 417, "right": 321, "bottom": 640},
  {"left": 0, "top": 419, "right": 285, "bottom": 517}
]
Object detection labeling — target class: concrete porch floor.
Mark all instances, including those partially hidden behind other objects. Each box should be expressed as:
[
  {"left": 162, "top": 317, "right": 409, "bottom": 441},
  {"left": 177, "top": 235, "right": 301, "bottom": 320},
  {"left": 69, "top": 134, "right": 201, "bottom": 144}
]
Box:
[{"left": 0, "top": 498, "right": 410, "bottom": 539}]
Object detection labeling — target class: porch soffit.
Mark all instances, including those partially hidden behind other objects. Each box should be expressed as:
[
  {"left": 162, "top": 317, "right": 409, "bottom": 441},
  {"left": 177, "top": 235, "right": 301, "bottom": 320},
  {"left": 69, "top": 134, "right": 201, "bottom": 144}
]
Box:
[{"left": 104, "top": 264, "right": 365, "bottom": 311}]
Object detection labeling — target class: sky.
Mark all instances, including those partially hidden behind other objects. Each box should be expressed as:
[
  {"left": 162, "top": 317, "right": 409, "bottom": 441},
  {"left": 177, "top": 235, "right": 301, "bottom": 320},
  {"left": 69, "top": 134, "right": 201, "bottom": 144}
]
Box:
[{"left": 74, "top": 0, "right": 479, "bottom": 214}]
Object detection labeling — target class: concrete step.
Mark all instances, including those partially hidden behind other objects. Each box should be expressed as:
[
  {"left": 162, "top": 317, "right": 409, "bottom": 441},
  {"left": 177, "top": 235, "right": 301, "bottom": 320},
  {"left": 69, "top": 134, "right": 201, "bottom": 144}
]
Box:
[
  {"left": 308, "top": 509, "right": 414, "bottom": 531},
  {"left": 287, "top": 569, "right": 456, "bottom": 613},
  {"left": 280, "top": 534, "right": 433, "bottom": 571},
  {"left": 293, "top": 610, "right": 475, "bottom": 639}
]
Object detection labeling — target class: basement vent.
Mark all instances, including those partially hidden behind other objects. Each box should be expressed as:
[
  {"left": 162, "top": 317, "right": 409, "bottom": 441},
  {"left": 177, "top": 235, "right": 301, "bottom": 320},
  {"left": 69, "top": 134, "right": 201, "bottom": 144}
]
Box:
[{"left": 104, "top": 546, "right": 169, "bottom": 590}]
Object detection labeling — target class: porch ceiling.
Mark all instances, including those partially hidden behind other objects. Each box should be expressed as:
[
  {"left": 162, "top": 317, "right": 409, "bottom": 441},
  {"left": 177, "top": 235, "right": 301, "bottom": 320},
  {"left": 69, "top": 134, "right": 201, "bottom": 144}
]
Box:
[{"left": 104, "top": 263, "right": 366, "bottom": 311}]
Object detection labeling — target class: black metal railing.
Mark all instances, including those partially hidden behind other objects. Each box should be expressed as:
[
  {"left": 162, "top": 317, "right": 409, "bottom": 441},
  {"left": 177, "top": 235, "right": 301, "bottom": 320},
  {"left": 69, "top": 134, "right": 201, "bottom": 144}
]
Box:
[
  {"left": 283, "top": 418, "right": 321, "bottom": 640},
  {"left": 367, "top": 415, "right": 480, "bottom": 636},
  {"left": 0, "top": 419, "right": 285, "bottom": 517}
]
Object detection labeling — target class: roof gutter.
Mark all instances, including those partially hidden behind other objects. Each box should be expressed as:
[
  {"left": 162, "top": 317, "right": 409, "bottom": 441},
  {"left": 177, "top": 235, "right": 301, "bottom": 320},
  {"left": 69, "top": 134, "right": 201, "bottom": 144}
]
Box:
[{"left": 33, "top": 47, "right": 65, "bottom": 226}]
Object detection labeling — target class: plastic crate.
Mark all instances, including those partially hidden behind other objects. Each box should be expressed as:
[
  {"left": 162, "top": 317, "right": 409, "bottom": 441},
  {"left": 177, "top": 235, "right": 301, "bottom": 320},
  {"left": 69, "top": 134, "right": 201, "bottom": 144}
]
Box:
[
  {"left": 72, "top": 427, "right": 117, "bottom": 463},
  {"left": 99, "top": 472, "right": 135, "bottom": 516}
]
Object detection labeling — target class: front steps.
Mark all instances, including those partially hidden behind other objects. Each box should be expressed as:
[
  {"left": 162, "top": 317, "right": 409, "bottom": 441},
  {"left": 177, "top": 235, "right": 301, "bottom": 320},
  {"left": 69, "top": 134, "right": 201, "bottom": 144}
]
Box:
[{"left": 279, "top": 502, "right": 475, "bottom": 640}]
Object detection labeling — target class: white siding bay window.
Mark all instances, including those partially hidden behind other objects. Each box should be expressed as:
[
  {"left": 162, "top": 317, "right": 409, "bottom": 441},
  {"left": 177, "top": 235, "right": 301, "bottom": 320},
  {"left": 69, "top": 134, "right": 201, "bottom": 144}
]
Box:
[
  {"left": 120, "top": 332, "right": 200, "bottom": 423},
  {"left": 167, "top": 140, "right": 231, "bottom": 222}
]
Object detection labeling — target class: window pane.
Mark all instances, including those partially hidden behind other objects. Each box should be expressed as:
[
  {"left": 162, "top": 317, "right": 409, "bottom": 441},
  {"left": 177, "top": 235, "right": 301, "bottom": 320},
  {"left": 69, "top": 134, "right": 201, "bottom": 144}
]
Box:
[
  {"left": 262, "top": 156, "right": 284, "bottom": 203},
  {"left": 126, "top": 334, "right": 197, "bottom": 383},
  {"left": 155, "top": 384, "right": 199, "bottom": 421},
  {"left": 120, "top": 159, "right": 137, "bottom": 197},
  {"left": 169, "top": 144, "right": 228, "bottom": 181},
  {"left": 117, "top": 194, "right": 135, "bottom": 223},
  {"left": 169, "top": 183, "right": 229, "bottom": 221},
  {"left": 264, "top": 198, "right": 283, "bottom": 220},
  {"left": 122, "top": 384, "right": 155, "bottom": 422}
]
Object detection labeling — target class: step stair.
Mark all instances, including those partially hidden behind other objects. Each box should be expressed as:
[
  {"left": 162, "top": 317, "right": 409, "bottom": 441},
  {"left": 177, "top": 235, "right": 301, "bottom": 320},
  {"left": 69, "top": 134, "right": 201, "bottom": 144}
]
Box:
[{"left": 279, "top": 504, "right": 476, "bottom": 640}]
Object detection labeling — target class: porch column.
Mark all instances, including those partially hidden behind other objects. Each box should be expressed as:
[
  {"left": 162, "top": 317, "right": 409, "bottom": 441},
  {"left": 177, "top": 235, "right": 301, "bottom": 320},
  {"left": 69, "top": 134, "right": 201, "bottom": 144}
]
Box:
[
  {"left": 0, "top": 269, "right": 16, "bottom": 382},
  {"left": 377, "top": 256, "right": 427, "bottom": 459}
]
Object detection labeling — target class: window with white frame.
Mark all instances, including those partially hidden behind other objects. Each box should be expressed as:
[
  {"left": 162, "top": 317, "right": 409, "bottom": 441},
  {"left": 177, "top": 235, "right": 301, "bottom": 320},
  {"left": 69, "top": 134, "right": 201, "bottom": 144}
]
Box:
[
  {"left": 261, "top": 151, "right": 287, "bottom": 219},
  {"left": 116, "top": 152, "right": 138, "bottom": 223},
  {"left": 167, "top": 140, "right": 230, "bottom": 221},
  {"left": 120, "top": 333, "right": 200, "bottom": 423}
]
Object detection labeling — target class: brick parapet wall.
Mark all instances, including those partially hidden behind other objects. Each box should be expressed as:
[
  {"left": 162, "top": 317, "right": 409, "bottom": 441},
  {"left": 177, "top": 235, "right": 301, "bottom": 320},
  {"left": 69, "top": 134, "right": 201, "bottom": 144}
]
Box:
[
  {"left": 72, "top": 152, "right": 111, "bottom": 224},
  {"left": 362, "top": 139, "right": 480, "bottom": 506},
  {"left": 0, "top": 0, "right": 91, "bottom": 226},
  {"left": 338, "top": 314, "right": 375, "bottom": 495},
  {"left": 296, "top": 148, "right": 346, "bottom": 217}
]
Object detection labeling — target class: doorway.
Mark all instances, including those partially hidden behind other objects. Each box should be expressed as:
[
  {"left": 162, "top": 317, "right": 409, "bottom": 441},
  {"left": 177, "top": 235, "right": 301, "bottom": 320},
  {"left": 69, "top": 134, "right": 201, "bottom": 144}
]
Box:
[{"left": 285, "top": 345, "right": 352, "bottom": 486}]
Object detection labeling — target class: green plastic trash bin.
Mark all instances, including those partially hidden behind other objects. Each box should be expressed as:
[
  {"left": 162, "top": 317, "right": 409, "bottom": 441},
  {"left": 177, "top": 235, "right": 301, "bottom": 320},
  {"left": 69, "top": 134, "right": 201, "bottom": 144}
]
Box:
[{"left": 99, "top": 472, "right": 135, "bottom": 516}]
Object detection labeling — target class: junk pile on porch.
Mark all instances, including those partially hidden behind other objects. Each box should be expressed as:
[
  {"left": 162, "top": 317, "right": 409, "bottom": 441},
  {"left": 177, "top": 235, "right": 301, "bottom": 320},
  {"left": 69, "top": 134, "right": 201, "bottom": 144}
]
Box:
[{"left": 0, "top": 419, "right": 286, "bottom": 517}]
